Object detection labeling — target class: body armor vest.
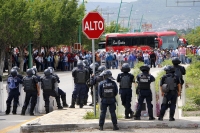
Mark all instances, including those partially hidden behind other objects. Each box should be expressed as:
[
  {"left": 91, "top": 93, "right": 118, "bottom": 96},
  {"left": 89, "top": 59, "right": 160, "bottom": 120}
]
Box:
[
  {"left": 75, "top": 69, "right": 86, "bottom": 84},
  {"left": 42, "top": 76, "right": 53, "bottom": 91},
  {"left": 120, "top": 74, "right": 131, "bottom": 89},
  {"left": 102, "top": 82, "right": 115, "bottom": 98},
  {"left": 23, "top": 76, "right": 36, "bottom": 92},
  {"left": 138, "top": 74, "right": 151, "bottom": 90},
  {"left": 165, "top": 74, "right": 177, "bottom": 91}
]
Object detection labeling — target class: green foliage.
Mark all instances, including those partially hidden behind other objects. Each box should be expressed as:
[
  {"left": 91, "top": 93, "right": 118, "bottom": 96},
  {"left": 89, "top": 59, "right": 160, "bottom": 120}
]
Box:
[
  {"left": 83, "top": 111, "right": 100, "bottom": 119},
  {"left": 132, "top": 61, "right": 143, "bottom": 77},
  {"left": 182, "top": 101, "right": 199, "bottom": 111},
  {"left": 185, "top": 26, "right": 200, "bottom": 46},
  {"left": 105, "top": 21, "right": 128, "bottom": 33}
]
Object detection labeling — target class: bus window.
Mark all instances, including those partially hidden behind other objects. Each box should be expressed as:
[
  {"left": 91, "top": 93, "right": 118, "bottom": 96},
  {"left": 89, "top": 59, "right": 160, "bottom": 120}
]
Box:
[{"left": 98, "top": 42, "right": 105, "bottom": 49}]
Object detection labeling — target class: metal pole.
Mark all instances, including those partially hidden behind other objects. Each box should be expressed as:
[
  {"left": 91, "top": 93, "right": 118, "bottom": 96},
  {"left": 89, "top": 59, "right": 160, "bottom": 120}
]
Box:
[
  {"left": 115, "top": 0, "right": 122, "bottom": 33},
  {"left": 128, "top": 4, "right": 133, "bottom": 32},
  {"left": 138, "top": 15, "right": 143, "bottom": 32},
  {"left": 28, "top": 0, "right": 34, "bottom": 68},
  {"left": 92, "top": 39, "right": 96, "bottom": 117}
]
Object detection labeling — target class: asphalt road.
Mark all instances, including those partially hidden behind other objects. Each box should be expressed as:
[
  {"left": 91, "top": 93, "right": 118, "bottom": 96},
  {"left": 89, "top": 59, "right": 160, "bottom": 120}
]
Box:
[{"left": 0, "top": 68, "right": 162, "bottom": 133}]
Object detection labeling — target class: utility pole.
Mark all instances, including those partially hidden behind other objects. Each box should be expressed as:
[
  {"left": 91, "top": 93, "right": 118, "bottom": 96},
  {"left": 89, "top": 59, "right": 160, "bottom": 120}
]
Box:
[
  {"left": 120, "top": 17, "right": 128, "bottom": 29},
  {"left": 138, "top": 15, "right": 143, "bottom": 32},
  {"left": 128, "top": 4, "right": 133, "bottom": 32},
  {"left": 115, "top": 0, "right": 122, "bottom": 33}
]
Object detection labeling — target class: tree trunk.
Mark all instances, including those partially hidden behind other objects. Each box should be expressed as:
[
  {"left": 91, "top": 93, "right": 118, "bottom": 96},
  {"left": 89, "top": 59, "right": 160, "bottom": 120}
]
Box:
[
  {"left": 18, "top": 46, "right": 25, "bottom": 73},
  {"left": 7, "top": 52, "right": 13, "bottom": 75},
  {"left": 0, "top": 46, "right": 5, "bottom": 76}
]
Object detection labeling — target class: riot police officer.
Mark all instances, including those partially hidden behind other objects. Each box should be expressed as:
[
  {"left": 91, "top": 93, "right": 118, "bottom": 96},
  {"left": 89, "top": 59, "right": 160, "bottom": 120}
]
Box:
[
  {"left": 11, "top": 66, "right": 23, "bottom": 80},
  {"left": 82, "top": 60, "right": 91, "bottom": 105},
  {"left": 117, "top": 63, "right": 135, "bottom": 119},
  {"left": 89, "top": 65, "right": 106, "bottom": 106},
  {"left": 21, "top": 69, "right": 40, "bottom": 115},
  {"left": 88, "top": 62, "right": 99, "bottom": 106},
  {"left": 48, "top": 67, "right": 68, "bottom": 107},
  {"left": 134, "top": 65, "right": 155, "bottom": 120},
  {"left": 158, "top": 65, "right": 181, "bottom": 121},
  {"left": 32, "top": 67, "right": 41, "bottom": 82},
  {"left": 172, "top": 57, "right": 186, "bottom": 88},
  {"left": 98, "top": 70, "right": 119, "bottom": 131},
  {"left": 41, "top": 69, "right": 63, "bottom": 114},
  {"left": 5, "top": 69, "right": 22, "bottom": 115},
  {"left": 69, "top": 60, "right": 89, "bottom": 108}
]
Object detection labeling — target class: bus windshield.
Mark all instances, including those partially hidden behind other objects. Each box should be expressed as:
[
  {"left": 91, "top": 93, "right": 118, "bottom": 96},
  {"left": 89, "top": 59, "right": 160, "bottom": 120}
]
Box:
[
  {"left": 98, "top": 42, "right": 105, "bottom": 49},
  {"left": 160, "top": 35, "right": 178, "bottom": 49}
]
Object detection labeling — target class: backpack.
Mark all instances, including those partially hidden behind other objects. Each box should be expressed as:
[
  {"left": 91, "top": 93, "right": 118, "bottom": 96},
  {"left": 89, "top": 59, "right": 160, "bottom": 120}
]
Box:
[
  {"left": 8, "top": 77, "right": 17, "bottom": 89},
  {"left": 120, "top": 74, "right": 131, "bottom": 89},
  {"left": 162, "top": 75, "right": 176, "bottom": 93}
]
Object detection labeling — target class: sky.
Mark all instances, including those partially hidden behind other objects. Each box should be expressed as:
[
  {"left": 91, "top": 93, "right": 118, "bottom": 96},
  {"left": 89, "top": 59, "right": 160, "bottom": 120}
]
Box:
[{"left": 85, "top": 0, "right": 137, "bottom": 3}]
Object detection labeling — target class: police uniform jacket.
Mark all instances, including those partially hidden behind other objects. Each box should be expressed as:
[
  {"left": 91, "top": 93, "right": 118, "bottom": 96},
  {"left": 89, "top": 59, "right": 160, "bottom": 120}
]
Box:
[
  {"left": 7, "top": 76, "right": 22, "bottom": 90},
  {"left": 98, "top": 79, "right": 118, "bottom": 104},
  {"left": 136, "top": 72, "right": 155, "bottom": 90},
  {"left": 22, "top": 75, "right": 38, "bottom": 92},
  {"left": 72, "top": 67, "right": 89, "bottom": 84}
]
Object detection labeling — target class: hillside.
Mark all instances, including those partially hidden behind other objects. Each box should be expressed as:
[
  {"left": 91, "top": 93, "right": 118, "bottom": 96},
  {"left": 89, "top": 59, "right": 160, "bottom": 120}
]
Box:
[{"left": 84, "top": 0, "right": 200, "bottom": 31}]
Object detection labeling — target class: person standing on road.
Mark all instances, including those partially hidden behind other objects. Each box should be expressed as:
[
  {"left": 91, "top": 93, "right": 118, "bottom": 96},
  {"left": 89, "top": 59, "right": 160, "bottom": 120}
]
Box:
[
  {"left": 117, "top": 63, "right": 135, "bottom": 119},
  {"left": 178, "top": 45, "right": 186, "bottom": 64},
  {"left": 149, "top": 50, "right": 157, "bottom": 68},
  {"left": 158, "top": 65, "right": 181, "bottom": 121},
  {"left": 5, "top": 69, "right": 22, "bottom": 115},
  {"left": 98, "top": 70, "right": 119, "bottom": 131},
  {"left": 21, "top": 69, "right": 40, "bottom": 116},
  {"left": 48, "top": 67, "right": 68, "bottom": 107},
  {"left": 69, "top": 60, "right": 89, "bottom": 108},
  {"left": 41, "top": 69, "right": 63, "bottom": 114},
  {"left": 172, "top": 57, "right": 186, "bottom": 89},
  {"left": 134, "top": 65, "right": 155, "bottom": 120}
]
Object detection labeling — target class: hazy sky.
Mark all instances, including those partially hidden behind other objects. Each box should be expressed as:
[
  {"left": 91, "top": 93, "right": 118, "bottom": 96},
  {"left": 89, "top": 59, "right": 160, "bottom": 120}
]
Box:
[{"left": 86, "top": 0, "right": 137, "bottom": 3}]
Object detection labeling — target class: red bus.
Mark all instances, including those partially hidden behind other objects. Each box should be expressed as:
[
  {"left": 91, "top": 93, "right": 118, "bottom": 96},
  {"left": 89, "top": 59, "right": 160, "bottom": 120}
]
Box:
[{"left": 105, "top": 31, "right": 180, "bottom": 52}]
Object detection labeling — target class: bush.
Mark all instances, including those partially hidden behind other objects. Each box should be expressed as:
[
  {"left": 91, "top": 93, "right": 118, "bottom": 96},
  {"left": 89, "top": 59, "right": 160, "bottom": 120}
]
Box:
[{"left": 161, "top": 59, "right": 173, "bottom": 67}]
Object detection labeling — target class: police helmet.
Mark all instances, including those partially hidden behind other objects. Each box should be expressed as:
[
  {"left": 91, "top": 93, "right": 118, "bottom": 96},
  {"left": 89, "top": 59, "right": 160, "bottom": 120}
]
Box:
[
  {"left": 10, "top": 69, "right": 17, "bottom": 77},
  {"left": 164, "top": 65, "right": 175, "bottom": 73},
  {"left": 44, "top": 69, "right": 51, "bottom": 76},
  {"left": 97, "top": 65, "right": 106, "bottom": 73},
  {"left": 26, "top": 68, "right": 35, "bottom": 76},
  {"left": 90, "top": 62, "right": 99, "bottom": 71},
  {"left": 48, "top": 67, "right": 54, "bottom": 74},
  {"left": 140, "top": 64, "right": 150, "bottom": 72},
  {"left": 100, "top": 70, "right": 115, "bottom": 80},
  {"left": 172, "top": 57, "right": 181, "bottom": 65},
  {"left": 12, "top": 66, "right": 20, "bottom": 72},
  {"left": 32, "top": 68, "right": 37, "bottom": 75},
  {"left": 83, "top": 60, "right": 89, "bottom": 66},
  {"left": 77, "top": 60, "right": 85, "bottom": 67},
  {"left": 121, "top": 63, "right": 130, "bottom": 73}
]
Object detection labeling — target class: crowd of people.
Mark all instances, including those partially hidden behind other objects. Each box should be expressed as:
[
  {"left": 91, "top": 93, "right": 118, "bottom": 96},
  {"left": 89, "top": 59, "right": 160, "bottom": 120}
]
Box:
[{"left": 6, "top": 44, "right": 199, "bottom": 73}]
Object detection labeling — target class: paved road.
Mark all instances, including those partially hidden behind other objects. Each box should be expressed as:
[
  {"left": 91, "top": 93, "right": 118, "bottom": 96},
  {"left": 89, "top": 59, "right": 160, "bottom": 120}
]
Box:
[
  {"left": 51, "top": 128, "right": 200, "bottom": 133},
  {"left": 0, "top": 68, "right": 162, "bottom": 133}
]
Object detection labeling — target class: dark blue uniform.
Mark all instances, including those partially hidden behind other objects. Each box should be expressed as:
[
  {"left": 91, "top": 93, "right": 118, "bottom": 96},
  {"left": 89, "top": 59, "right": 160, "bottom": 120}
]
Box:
[
  {"left": 21, "top": 75, "right": 39, "bottom": 115},
  {"left": 41, "top": 75, "right": 62, "bottom": 113},
  {"left": 71, "top": 67, "right": 89, "bottom": 107},
  {"left": 6, "top": 75, "right": 22, "bottom": 114},
  {"left": 159, "top": 73, "right": 180, "bottom": 120},
  {"left": 135, "top": 72, "right": 155, "bottom": 119},
  {"left": 98, "top": 79, "right": 118, "bottom": 126},
  {"left": 117, "top": 72, "right": 135, "bottom": 118}
]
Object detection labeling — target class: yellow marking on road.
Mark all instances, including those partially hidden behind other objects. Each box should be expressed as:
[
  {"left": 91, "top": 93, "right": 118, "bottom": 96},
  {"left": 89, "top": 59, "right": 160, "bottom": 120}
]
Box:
[{"left": 0, "top": 116, "right": 42, "bottom": 133}]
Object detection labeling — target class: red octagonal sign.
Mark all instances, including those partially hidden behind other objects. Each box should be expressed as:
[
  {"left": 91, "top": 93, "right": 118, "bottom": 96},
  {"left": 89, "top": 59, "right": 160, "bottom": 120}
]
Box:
[{"left": 82, "top": 12, "right": 104, "bottom": 39}]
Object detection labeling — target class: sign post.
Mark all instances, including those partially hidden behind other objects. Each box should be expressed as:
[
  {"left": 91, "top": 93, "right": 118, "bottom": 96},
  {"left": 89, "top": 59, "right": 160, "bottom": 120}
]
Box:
[{"left": 82, "top": 12, "right": 104, "bottom": 117}]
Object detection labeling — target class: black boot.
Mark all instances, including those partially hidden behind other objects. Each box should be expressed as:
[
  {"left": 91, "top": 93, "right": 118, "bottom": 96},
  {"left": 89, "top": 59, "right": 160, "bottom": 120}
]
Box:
[
  {"left": 125, "top": 110, "right": 130, "bottom": 119},
  {"left": 129, "top": 110, "right": 134, "bottom": 118},
  {"left": 79, "top": 100, "right": 84, "bottom": 108},
  {"left": 99, "top": 126, "right": 103, "bottom": 131},
  {"left": 5, "top": 106, "right": 10, "bottom": 115},
  {"left": 84, "top": 97, "right": 88, "bottom": 105},
  {"left": 61, "top": 95, "right": 68, "bottom": 107},
  {"left": 30, "top": 106, "right": 35, "bottom": 116},
  {"left": 169, "top": 111, "right": 175, "bottom": 121},
  {"left": 113, "top": 124, "right": 119, "bottom": 130},
  {"left": 134, "top": 111, "right": 141, "bottom": 120},
  {"left": 45, "top": 107, "right": 49, "bottom": 114},
  {"left": 56, "top": 97, "right": 63, "bottom": 109},
  {"left": 69, "top": 98, "right": 76, "bottom": 108},
  {"left": 148, "top": 109, "right": 155, "bottom": 120},
  {"left": 12, "top": 106, "right": 17, "bottom": 115},
  {"left": 21, "top": 107, "right": 26, "bottom": 115}
]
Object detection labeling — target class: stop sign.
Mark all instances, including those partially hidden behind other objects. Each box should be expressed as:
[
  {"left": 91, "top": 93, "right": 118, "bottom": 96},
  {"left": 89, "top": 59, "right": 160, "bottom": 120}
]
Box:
[{"left": 82, "top": 12, "right": 104, "bottom": 39}]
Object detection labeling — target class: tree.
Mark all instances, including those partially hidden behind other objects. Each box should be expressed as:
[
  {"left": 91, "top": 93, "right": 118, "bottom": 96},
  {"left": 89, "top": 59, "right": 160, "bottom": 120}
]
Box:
[{"left": 185, "top": 26, "right": 200, "bottom": 46}]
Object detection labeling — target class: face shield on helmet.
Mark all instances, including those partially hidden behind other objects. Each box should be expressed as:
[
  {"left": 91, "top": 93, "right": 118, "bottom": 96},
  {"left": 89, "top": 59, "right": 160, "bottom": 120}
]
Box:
[
  {"left": 48, "top": 67, "right": 54, "bottom": 74},
  {"left": 97, "top": 65, "right": 106, "bottom": 73},
  {"left": 90, "top": 62, "right": 99, "bottom": 71},
  {"left": 32, "top": 68, "right": 37, "bottom": 75}
]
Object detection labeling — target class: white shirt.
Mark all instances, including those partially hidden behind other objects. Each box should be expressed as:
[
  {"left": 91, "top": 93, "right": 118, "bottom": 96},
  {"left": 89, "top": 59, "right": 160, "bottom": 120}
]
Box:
[
  {"left": 143, "top": 53, "right": 149, "bottom": 60},
  {"left": 35, "top": 56, "right": 43, "bottom": 63}
]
